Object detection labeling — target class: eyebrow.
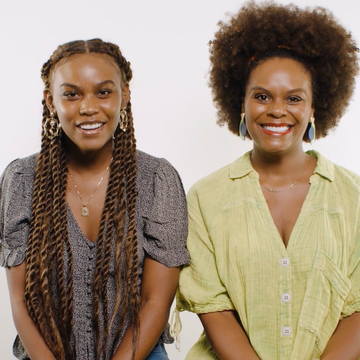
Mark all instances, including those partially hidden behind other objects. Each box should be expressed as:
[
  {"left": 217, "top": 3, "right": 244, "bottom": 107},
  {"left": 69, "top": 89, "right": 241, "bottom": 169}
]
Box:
[
  {"left": 59, "top": 80, "right": 116, "bottom": 89},
  {"left": 250, "top": 86, "right": 307, "bottom": 94}
]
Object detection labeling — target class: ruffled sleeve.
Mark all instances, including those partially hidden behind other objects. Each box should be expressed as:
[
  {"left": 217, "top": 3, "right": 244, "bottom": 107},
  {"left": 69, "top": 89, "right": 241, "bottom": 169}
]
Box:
[
  {"left": 0, "top": 156, "right": 36, "bottom": 268},
  {"left": 142, "top": 158, "right": 190, "bottom": 268}
]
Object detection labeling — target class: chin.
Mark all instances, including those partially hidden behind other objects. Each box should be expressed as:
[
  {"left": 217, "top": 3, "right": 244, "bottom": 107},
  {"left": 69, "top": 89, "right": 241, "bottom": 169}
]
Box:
[{"left": 76, "top": 138, "right": 113, "bottom": 153}]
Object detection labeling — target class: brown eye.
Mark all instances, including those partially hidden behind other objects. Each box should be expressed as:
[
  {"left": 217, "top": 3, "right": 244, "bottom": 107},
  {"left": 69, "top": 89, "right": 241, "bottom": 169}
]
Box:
[
  {"left": 63, "top": 91, "right": 79, "bottom": 99},
  {"left": 98, "top": 89, "right": 112, "bottom": 97},
  {"left": 255, "top": 94, "right": 269, "bottom": 101},
  {"left": 288, "top": 96, "right": 301, "bottom": 103}
]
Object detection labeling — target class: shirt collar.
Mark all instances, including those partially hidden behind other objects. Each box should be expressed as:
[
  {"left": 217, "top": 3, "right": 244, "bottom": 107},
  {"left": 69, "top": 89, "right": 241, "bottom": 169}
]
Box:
[
  {"left": 229, "top": 150, "right": 334, "bottom": 182},
  {"left": 307, "top": 150, "right": 334, "bottom": 182},
  {"left": 229, "top": 151, "right": 257, "bottom": 179}
]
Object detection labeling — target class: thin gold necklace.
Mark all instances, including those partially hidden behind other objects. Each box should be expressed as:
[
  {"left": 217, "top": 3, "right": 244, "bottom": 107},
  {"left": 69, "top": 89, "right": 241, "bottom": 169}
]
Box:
[
  {"left": 67, "top": 158, "right": 113, "bottom": 217},
  {"left": 260, "top": 156, "right": 309, "bottom": 193}
]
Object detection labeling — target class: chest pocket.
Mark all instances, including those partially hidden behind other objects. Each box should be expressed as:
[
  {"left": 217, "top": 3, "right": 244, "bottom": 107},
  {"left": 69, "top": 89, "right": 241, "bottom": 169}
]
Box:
[{"left": 296, "top": 250, "right": 350, "bottom": 356}]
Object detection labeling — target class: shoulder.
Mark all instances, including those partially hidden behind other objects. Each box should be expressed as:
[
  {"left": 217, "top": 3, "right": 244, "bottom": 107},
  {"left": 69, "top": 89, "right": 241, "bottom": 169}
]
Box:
[
  {"left": 1, "top": 153, "right": 37, "bottom": 192},
  {"left": 311, "top": 152, "right": 360, "bottom": 220},
  {"left": 333, "top": 164, "right": 360, "bottom": 189},
  {"left": 137, "top": 150, "right": 178, "bottom": 176},
  {"left": 186, "top": 159, "right": 242, "bottom": 224},
  {"left": 187, "top": 153, "right": 247, "bottom": 209},
  {"left": 312, "top": 150, "right": 360, "bottom": 191},
  {"left": 190, "top": 163, "right": 231, "bottom": 194},
  {"left": 1, "top": 153, "right": 37, "bottom": 178},
  {"left": 333, "top": 164, "right": 360, "bottom": 209},
  {"left": 136, "top": 150, "right": 184, "bottom": 189}
]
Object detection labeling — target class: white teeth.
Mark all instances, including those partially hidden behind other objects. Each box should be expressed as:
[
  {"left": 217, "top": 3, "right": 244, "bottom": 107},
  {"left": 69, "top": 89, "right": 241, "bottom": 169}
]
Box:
[
  {"left": 263, "top": 125, "right": 290, "bottom": 133},
  {"left": 80, "top": 123, "right": 103, "bottom": 130}
]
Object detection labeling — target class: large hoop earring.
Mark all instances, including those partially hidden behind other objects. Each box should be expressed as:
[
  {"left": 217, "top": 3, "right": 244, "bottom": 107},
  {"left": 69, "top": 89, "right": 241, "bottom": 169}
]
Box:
[
  {"left": 43, "top": 111, "right": 61, "bottom": 139},
  {"left": 308, "top": 117, "right": 316, "bottom": 145},
  {"left": 119, "top": 108, "right": 128, "bottom": 132},
  {"left": 239, "top": 113, "right": 247, "bottom": 141}
]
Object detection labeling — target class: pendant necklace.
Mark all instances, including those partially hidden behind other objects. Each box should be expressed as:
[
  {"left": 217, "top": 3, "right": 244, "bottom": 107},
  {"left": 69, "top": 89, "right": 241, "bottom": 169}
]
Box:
[
  {"left": 67, "top": 158, "right": 113, "bottom": 217},
  {"left": 260, "top": 156, "right": 309, "bottom": 193}
]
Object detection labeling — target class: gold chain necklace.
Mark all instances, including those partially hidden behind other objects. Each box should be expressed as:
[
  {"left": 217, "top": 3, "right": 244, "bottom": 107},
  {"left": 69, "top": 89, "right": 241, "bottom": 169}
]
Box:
[
  {"left": 260, "top": 156, "right": 309, "bottom": 193},
  {"left": 67, "top": 158, "right": 113, "bottom": 217}
]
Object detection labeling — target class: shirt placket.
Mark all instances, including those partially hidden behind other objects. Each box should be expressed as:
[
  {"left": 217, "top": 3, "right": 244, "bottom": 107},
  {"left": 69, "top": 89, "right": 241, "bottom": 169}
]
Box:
[
  {"left": 279, "top": 255, "right": 293, "bottom": 360},
  {"left": 85, "top": 242, "right": 96, "bottom": 358}
]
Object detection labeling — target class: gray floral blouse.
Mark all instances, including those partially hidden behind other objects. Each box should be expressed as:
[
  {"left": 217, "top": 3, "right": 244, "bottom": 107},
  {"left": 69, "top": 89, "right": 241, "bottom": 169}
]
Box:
[{"left": 0, "top": 150, "right": 190, "bottom": 360}]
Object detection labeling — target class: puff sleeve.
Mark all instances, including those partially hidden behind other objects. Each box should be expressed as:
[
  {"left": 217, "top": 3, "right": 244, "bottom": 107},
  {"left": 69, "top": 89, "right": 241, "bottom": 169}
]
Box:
[
  {"left": 142, "top": 158, "right": 190, "bottom": 268},
  {"left": 176, "top": 185, "right": 234, "bottom": 314},
  {"left": 0, "top": 157, "right": 35, "bottom": 268}
]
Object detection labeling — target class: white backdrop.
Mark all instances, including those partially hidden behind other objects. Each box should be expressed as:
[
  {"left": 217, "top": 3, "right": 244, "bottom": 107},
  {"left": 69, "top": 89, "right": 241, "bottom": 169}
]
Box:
[{"left": 1, "top": 0, "right": 360, "bottom": 359}]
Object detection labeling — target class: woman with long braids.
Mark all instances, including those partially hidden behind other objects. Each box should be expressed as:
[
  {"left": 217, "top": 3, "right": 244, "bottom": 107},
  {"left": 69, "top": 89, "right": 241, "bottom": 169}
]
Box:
[
  {"left": 177, "top": 2, "right": 360, "bottom": 359},
  {"left": 0, "top": 38, "right": 189, "bottom": 360}
]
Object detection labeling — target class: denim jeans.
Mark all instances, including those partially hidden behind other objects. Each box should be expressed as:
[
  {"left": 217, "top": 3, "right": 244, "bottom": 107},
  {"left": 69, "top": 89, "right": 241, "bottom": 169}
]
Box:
[
  {"left": 145, "top": 344, "right": 169, "bottom": 360},
  {"left": 23, "top": 344, "right": 169, "bottom": 360}
]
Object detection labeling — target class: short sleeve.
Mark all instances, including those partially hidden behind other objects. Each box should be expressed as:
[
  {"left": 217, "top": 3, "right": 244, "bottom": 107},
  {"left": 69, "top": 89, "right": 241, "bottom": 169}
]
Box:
[
  {"left": 0, "top": 158, "right": 34, "bottom": 268},
  {"left": 176, "top": 186, "right": 234, "bottom": 314},
  {"left": 142, "top": 159, "right": 190, "bottom": 268},
  {"left": 341, "top": 217, "right": 360, "bottom": 318}
]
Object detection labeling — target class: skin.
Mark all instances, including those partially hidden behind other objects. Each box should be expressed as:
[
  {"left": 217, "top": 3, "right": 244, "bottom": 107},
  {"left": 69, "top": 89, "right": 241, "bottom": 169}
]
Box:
[
  {"left": 199, "top": 57, "right": 360, "bottom": 359},
  {"left": 45, "top": 53, "right": 129, "bottom": 242},
  {"left": 244, "top": 57, "right": 316, "bottom": 247},
  {"left": 7, "top": 52, "right": 180, "bottom": 360}
]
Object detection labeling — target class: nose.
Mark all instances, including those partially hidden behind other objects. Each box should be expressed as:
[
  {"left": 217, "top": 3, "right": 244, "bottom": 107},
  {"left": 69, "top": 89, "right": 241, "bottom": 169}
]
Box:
[
  {"left": 79, "top": 95, "right": 99, "bottom": 116},
  {"left": 267, "top": 99, "right": 287, "bottom": 118}
]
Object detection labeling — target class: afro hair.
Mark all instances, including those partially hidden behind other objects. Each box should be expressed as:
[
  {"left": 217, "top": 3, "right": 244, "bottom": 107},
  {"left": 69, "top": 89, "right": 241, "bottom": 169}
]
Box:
[{"left": 209, "top": 0, "right": 359, "bottom": 140}]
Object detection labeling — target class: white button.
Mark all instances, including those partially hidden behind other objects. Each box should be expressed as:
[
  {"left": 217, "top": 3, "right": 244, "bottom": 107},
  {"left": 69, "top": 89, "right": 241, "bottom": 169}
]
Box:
[
  {"left": 282, "top": 327, "right": 291, "bottom": 336},
  {"left": 281, "top": 293, "right": 291, "bottom": 303},
  {"left": 280, "top": 258, "right": 290, "bottom": 267}
]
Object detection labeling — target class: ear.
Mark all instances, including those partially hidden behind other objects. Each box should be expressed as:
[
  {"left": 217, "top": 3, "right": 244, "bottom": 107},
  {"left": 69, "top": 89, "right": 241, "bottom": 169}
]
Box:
[
  {"left": 121, "top": 84, "right": 130, "bottom": 108},
  {"left": 43, "top": 90, "right": 55, "bottom": 113},
  {"left": 310, "top": 105, "right": 315, "bottom": 120}
]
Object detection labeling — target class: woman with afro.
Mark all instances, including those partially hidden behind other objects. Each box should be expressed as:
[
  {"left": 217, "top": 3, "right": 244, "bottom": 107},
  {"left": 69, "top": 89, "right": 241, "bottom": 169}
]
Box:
[{"left": 177, "top": 1, "right": 360, "bottom": 359}]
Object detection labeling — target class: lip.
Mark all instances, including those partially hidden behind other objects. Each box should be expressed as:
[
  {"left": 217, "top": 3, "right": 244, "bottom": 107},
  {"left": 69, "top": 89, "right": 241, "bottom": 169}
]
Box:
[
  {"left": 76, "top": 121, "right": 106, "bottom": 135},
  {"left": 260, "top": 123, "right": 294, "bottom": 136}
]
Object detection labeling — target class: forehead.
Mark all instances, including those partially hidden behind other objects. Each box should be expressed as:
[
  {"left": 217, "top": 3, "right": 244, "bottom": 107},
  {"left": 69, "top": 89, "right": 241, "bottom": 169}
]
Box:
[
  {"left": 50, "top": 53, "right": 122, "bottom": 88},
  {"left": 247, "top": 57, "right": 312, "bottom": 90}
]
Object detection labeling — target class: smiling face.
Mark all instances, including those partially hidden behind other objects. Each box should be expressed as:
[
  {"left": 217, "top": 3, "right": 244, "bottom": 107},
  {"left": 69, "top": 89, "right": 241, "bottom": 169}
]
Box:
[
  {"left": 44, "top": 53, "right": 129, "bottom": 154},
  {"left": 243, "top": 57, "right": 314, "bottom": 156}
]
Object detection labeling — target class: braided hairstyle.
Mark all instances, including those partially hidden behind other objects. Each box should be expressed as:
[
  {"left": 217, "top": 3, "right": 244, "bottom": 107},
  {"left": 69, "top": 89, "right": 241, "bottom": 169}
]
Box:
[
  {"left": 209, "top": 0, "right": 359, "bottom": 140},
  {"left": 24, "top": 39, "right": 139, "bottom": 360}
]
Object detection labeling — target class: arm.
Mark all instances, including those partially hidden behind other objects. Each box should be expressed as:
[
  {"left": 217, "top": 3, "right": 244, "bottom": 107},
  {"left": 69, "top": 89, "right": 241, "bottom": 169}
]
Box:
[
  {"left": 320, "top": 312, "right": 360, "bottom": 360},
  {"left": 199, "top": 311, "right": 260, "bottom": 360},
  {"left": 111, "top": 255, "right": 180, "bottom": 360},
  {"left": 6, "top": 262, "right": 56, "bottom": 360}
]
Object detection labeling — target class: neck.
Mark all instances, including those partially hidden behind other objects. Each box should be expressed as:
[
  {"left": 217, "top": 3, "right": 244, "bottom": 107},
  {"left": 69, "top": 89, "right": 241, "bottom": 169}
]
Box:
[
  {"left": 250, "top": 147, "right": 308, "bottom": 178},
  {"left": 65, "top": 138, "right": 113, "bottom": 172}
]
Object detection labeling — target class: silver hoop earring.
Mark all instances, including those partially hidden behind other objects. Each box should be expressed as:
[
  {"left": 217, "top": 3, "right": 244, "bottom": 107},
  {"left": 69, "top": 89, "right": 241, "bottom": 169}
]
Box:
[
  {"left": 119, "top": 108, "right": 128, "bottom": 132},
  {"left": 43, "top": 111, "right": 61, "bottom": 139}
]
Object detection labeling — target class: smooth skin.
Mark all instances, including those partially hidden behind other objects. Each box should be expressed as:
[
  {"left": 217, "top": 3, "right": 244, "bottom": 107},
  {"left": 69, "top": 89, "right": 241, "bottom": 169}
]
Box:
[
  {"left": 7, "top": 53, "right": 180, "bottom": 360},
  {"left": 198, "top": 57, "right": 360, "bottom": 360}
]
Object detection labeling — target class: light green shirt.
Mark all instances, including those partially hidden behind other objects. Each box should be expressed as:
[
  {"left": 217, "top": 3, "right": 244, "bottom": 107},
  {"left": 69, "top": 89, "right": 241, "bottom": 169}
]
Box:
[{"left": 177, "top": 151, "right": 360, "bottom": 360}]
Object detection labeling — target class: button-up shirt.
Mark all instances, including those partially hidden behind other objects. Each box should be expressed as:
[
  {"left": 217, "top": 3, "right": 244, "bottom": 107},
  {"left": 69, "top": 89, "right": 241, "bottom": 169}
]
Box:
[{"left": 177, "top": 151, "right": 360, "bottom": 360}]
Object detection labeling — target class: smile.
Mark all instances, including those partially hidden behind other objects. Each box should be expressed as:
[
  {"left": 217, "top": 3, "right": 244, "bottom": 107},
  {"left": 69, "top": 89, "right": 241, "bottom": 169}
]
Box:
[
  {"left": 78, "top": 122, "right": 104, "bottom": 130},
  {"left": 261, "top": 124, "right": 293, "bottom": 135}
]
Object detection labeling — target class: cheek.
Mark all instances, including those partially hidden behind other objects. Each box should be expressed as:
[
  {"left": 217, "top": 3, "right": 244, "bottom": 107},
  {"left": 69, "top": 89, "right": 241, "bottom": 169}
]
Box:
[
  {"left": 289, "top": 106, "right": 312, "bottom": 123},
  {"left": 105, "top": 101, "right": 121, "bottom": 116},
  {"left": 104, "top": 96, "right": 122, "bottom": 117},
  {"left": 245, "top": 101, "right": 267, "bottom": 123},
  {"left": 56, "top": 102, "right": 78, "bottom": 122}
]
